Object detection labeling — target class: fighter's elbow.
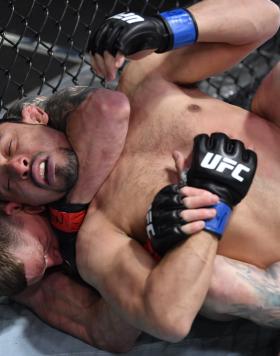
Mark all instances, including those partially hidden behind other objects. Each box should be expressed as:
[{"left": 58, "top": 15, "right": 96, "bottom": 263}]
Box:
[
  {"left": 264, "top": 1, "right": 280, "bottom": 37},
  {"left": 236, "top": 1, "right": 279, "bottom": 46},
  {"left": 144, "top": 290, "right": 193, "bottom": 342},
  {"left": 98, "top": 90, "right": 130, "bottom": 125},
  {"left": 254, "top": 0, "right": 280, "bottom": 43},
  {"left": 113, "top": 92, "right": 131, "bottom": 125},
  {"left": 84, "top": 88, "right": 130, "bottom": 128},
  {"left": 159, "top": 320, "right": 192, "bottom": 343},
  {"left": 146, "top": 307, "right": 193, "bottom": 342}
]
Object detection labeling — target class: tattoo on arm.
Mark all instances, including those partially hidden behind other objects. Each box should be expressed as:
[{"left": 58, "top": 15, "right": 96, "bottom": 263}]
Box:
[
  {"left": 206, "top": 258, "right": 280, "bottom": 327},
  {"left": 44, "top": 86, "right": 96, "bottom": 132},
  {"left": 3, "top": 86, "right": 96, "bottom": 133}
]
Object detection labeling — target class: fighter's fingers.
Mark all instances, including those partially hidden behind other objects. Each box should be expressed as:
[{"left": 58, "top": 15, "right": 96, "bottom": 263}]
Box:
[
  {"left": 173, "top": 150, "right": 185, "bottom": 179},
  {"left": 92, "top": 53, "right": 107, "bottom": 78},
  {"left": 180, "top": 220, "right": 205, "bottom": 235},
  {"left": 115, "top": 52, "right": 126, "bottom": 68},
  {"left": 180, "top": 207, "right": 216, "bottom": 222},
  {"left": 182, "top": 193, "right": 219, "bottom": 209},
  {"left": 103, "top": 51, "right": 119, "bottom": 81},
  {"left": 179, "top": 185, "right": 218, "bottom": 199},
  {"left": 90, "top": 55, "right": 98, "bottom": 73}
]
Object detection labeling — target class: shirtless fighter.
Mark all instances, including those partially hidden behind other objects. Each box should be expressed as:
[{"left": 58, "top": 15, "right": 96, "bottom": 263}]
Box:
[
  {"left": 80, "top": 0, "right": 280, "bottom": 338},
  {"left": 0, "top": 0, "right": 279, "bottom": 345}
]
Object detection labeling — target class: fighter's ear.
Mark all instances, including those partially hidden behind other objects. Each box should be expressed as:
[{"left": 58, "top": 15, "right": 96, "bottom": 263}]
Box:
[
  {"left": 2, "top": 202, "right": 23, "bottom": 215},
  {"left": 2, "top": 202, "right": 46, "bottom": 215},
  {"left": 21, "top": 105, "right": 49, "bottom": 125}
]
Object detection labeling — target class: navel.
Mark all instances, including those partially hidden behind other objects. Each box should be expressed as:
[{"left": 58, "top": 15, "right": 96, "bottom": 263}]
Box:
[{"left": 188, "top": 104, "right": 201, "bottom": 112}]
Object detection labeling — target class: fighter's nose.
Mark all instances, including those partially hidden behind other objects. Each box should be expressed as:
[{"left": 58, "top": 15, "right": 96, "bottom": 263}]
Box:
[{"left": 8, "top": 156, "right": 30, "bottom": 179}]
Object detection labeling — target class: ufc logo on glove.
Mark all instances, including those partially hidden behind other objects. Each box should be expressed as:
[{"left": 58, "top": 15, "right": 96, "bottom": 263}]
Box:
[
  {"left": 88, "top": 8, "right": 198, "bottom": 57},
  {"left": 187, "top": 132, "right": 257, "bottom": 237},
  {"left": 145, "top": 133, "right": 257, "bottom": 258},
  {"left": 200, "top": 152, "right": 251, "bottom": 182},
  {"left": 110, "top": 12, "right": 144, "bottom": 24},
  {"left": 146, "top": 207, "right": 156, "bottom": 238}
]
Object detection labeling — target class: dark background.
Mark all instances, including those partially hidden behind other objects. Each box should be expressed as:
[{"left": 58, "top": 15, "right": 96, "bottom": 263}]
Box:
[{"left": 0, "top": 0, "right": 279, "bottom": 115}]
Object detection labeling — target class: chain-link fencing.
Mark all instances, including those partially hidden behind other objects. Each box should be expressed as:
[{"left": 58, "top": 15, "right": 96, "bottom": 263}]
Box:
[{"left": 0, "top": 0, "right": 279, "bottom": 116}]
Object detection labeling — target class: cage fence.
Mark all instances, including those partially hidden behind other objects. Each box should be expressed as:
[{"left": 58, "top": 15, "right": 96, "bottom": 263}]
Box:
[{"left": 0, "top": 0, "right": 279, "bottom": 116}]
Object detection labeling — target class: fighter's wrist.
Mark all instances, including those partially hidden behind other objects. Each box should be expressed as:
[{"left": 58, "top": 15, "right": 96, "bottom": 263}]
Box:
[
  {"left": 204, "top": 201, "right": 232, "bottom": 239},
  {"left": 157, "top": 8, "right": 198, "bottom": 52}
]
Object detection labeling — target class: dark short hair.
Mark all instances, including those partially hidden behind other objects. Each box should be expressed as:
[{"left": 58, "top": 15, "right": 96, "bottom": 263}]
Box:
[{"left": 2, "top": 95, "right": 46, "bottom": 122}]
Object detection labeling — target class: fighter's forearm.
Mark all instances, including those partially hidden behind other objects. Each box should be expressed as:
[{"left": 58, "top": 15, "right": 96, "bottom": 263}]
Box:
[
  {"left": 13, "top": 271, "right": 140, "bottom": 352},
  {"left": 90, "top": 297, "right": 141, "bottom": 352},
  {"left": 202, "top": 255, "right": 280, "bottom": 328},
  {"left": 142, "top": 232, "right": 218, "bottom": 341}
]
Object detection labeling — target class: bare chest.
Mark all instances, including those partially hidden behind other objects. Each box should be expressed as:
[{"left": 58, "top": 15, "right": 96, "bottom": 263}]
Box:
[{"left": 97, "top": 79, "right": 280, "bottom": 265}]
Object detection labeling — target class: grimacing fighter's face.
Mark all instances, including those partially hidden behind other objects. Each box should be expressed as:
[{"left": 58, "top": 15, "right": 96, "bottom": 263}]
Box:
[{"left": 0, "top": 121, "right": 78, "bottom": 206}]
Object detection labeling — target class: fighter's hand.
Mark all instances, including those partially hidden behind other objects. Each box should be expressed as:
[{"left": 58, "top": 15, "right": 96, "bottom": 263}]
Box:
[
  {"left": 88, "top": 11, "right": 170, "bottom": 81},
  {"left": 90, "top": 51, "right": 126, "bottom": 82},
  {"left": 188, "top": 132, "right": 257, "bottom": 237},
  {"left": 91, "top": 49, "right": 154, "bottom": 81},
  {"left": 145, "top": 184, "right": 218, "bottom": 259},
  {"left": 88, "top": 9, "right": 198, "bottom": 81}
]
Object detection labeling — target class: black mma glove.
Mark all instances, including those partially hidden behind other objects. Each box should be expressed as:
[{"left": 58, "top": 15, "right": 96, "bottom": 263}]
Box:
[
  {"left": 188, "top": 132, "right": 257, "bottom": 237},
  {"left": 145, "top": 184, "right": 186, "bottom": 259},
  {"left": 145, "top": 132, "right": 257, "bottom": 259},
  {"left": 88, "top": 8, "right": 198, "bottom": 56}
]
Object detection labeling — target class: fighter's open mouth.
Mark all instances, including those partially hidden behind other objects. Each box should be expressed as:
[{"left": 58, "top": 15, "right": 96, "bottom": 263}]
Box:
[
  {"left": 31, "top": 154, "right": 54, "bottom": 188},
  {"left": 39, "top": 160, "right": 49, "bottom": 184}
]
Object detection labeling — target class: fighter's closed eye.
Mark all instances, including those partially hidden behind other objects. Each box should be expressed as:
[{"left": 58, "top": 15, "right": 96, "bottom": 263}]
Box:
[{"left": 8, "top": 140, "right": 13, "bottom": 156}]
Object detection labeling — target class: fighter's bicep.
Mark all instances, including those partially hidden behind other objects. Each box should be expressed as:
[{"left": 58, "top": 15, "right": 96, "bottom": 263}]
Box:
[
  {"left": 76, "top": 210, "right": 156, "bottom": 308},
  {"left": 123, "top": 41, "right": 262, "bottom": 89},
  {"left": 160, "top": 42, "right": 263, "bottom": 85}
]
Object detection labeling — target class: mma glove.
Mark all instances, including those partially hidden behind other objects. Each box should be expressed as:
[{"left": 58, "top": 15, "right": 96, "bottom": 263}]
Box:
[
  {"left": 188, "top": 132, "right": 257, "bottom": 237},
  {"left": 145, "top": 184, "right": 186, "bottom": 260},
  {"left": 88, "top": 8, "right": 198, "bottom": 56},
  {"left": 145, "top": 132, "right": 257, "bottom": 259}
]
